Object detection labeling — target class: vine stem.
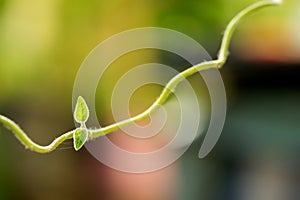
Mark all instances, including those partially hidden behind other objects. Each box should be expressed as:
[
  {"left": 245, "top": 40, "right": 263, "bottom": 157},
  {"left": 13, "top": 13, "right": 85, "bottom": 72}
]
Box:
[
  {"left": 0, "top": 115, "right": 75, "bottom": 153},
  {"left": 0, "top": 0, "right": 281, "bottom": 153},
  {"left": 90, "top": 0, "right": 281, "bottom": 138}
]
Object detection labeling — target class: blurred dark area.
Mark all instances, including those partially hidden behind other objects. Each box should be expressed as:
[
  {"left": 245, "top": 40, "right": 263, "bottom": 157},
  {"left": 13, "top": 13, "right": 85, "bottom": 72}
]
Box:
[{"left": 0, "top": 0, "right": 299, "bottom": 199}]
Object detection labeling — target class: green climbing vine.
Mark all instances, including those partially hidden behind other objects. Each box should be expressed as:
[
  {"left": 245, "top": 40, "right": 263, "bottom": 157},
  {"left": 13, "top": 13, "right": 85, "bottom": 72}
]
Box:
[{"left": 0, "top": 0, "right": 281, "bottom": 153}]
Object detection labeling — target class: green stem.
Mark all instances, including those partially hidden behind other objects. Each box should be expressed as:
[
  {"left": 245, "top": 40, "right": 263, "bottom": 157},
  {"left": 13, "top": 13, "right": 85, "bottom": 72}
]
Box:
[
  {"left": 0, "top": 0, "right": 281, "bottom": 153},
  {"left": 90, "top": 0, "right": 281, "bottom": 138},
  {"left": 90, "top": 60, "right": 219, "bottom": 137},
  {"left": 218, "top": 0, "right": 281, "bottom": 64},
  {"left": 0, "top": 115, "right": 74, "bottom": 153}
]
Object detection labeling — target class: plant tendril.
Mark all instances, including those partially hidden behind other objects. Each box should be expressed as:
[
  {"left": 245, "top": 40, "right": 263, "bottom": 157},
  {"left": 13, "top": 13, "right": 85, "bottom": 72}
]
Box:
[{"left": 0, "top": 0, "right": 281, "bottom": 153}]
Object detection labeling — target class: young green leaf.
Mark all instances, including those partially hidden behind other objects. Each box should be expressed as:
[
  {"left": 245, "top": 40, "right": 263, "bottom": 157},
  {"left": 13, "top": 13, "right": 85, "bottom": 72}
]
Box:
[
  {"left": 74, "top": 96, "right": 89, "bottom": 123},
  {"left": 73, "top": 128, "right": 88, "bottom": 151}
]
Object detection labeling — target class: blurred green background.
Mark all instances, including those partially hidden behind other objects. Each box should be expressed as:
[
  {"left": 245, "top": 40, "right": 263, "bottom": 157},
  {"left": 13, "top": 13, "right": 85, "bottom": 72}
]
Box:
[{"left": 0, "top": 0, "right": 300, "bottom": 199}]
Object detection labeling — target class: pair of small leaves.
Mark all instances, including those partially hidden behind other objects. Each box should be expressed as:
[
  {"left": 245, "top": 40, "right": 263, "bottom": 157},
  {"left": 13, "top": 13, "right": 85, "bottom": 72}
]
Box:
[{"left": 73, "top": 96, "right": 89, "bottom": 151}]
